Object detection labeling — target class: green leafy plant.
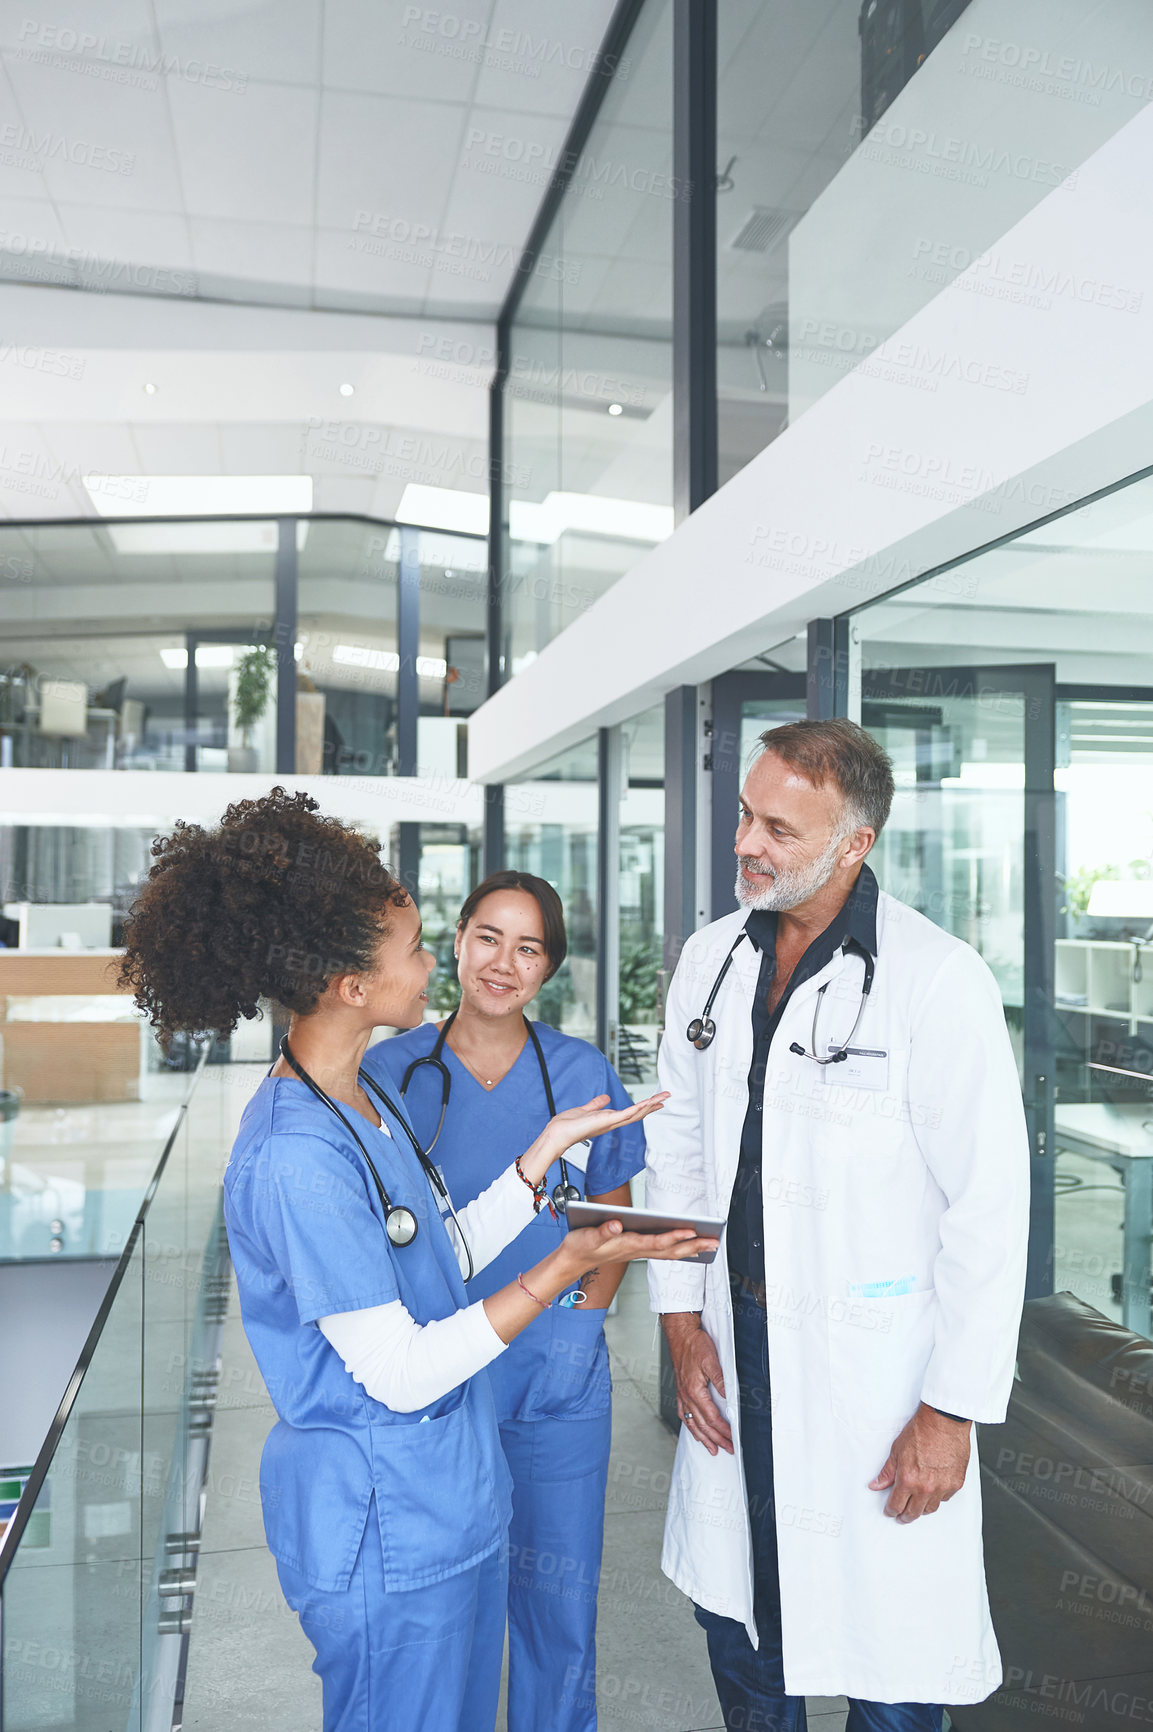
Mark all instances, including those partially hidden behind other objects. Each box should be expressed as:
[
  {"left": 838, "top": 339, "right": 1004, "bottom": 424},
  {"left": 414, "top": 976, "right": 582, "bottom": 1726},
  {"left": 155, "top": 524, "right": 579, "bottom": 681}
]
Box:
[
  {"left": 619, "top": 940, "right": 660, "bottom": 1022},
  {"left": 1061, "top": 862, "right": 1118, "bottom": 918},
  {"left": 232, "top": 645, "right": 276, "bottom": 740}
]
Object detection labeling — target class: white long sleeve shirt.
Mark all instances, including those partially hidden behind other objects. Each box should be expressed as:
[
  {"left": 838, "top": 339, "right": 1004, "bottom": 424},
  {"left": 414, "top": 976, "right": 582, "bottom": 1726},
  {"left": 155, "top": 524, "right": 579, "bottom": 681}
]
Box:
[{"left": 319, "top": 1142, "right": 539, "bottom": 1413}]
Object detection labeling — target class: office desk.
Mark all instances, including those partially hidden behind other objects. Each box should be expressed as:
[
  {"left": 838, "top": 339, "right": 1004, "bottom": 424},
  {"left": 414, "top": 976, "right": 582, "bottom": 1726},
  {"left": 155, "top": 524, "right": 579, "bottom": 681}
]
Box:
[
  {"left": 1054, "top": 1102, "right": 1153, "bottom": 1339},
  {"left": 0, "top": 950, "right": 142, "bottom": 1102}
]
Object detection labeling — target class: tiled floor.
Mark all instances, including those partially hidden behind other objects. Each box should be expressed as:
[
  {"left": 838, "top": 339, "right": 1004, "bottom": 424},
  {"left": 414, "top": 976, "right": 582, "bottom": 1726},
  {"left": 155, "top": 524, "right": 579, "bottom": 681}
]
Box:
[{"left": 183, "top": 1266, "right": 848, "bottom": 1732}]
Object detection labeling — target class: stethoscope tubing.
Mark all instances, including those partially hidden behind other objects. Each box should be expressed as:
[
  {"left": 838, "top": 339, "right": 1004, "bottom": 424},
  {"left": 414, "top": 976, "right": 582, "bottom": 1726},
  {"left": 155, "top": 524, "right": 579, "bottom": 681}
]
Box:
[
  {"left": 277, "top": 1036, "right": 476, "bottom": 1280},
  {"left": 401, "top": 1009, "right": 582, "bottom": 1210},
  {"left": 687, "top": 925, "right": 875, "bottom": 1064}
]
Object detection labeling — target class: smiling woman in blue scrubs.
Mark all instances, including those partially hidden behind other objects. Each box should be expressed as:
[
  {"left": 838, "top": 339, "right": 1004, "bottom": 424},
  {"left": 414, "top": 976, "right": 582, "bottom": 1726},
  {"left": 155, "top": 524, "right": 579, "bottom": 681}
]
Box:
[
  {"left": 363, "top": 870, "right": 644, "bottom": 1732},
  {"left": 119, "top": 792, "right": 715, "bottom": 1732}
]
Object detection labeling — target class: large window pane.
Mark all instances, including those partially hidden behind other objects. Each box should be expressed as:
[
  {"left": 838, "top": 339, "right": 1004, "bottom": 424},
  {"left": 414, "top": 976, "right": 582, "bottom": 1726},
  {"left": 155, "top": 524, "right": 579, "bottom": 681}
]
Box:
[
  {"left": 717, "top": 3, "right": 1153, "bottom": 484},
  {"left": 0, "top": 522, "right": 276, "bottom": 772},
  {"left": 505, "top": 738, "right": 599, "bottom": 1041},
  {"left": 619, "top": 706, "right": 664, "bottom": 1088},
  {"left": 504, "top": 0, "right": 674, "bottom": 672},
  {"left": 849, "top": 469, "right": 1153, "bottom": 1725}
]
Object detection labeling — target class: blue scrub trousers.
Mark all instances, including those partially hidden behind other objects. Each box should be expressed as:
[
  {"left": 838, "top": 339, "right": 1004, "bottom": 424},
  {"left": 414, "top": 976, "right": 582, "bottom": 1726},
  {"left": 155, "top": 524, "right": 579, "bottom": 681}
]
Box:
[
  {"left": 276, "top": 1499, "right": 508, "bottom": 1732},
  {"left": 500, "top": 1410, "right": 612, "bottom": 1732},
  {"left": 693, "top": 1293, "right": 943, "bottom": 1732}
]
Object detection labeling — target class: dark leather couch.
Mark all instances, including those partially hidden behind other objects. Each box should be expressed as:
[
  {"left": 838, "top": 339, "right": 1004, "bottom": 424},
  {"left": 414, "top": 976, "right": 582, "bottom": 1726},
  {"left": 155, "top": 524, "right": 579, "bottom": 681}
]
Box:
[{"left": 951, "top": 1293, "right": 1153, "bottom": 1731}]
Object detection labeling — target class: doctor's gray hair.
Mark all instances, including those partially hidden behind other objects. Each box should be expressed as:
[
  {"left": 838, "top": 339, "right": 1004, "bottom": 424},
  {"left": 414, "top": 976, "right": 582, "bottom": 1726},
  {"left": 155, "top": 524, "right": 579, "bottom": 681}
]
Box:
[{"left": 756, "top": 718, "right": 895, "bottom": 839}]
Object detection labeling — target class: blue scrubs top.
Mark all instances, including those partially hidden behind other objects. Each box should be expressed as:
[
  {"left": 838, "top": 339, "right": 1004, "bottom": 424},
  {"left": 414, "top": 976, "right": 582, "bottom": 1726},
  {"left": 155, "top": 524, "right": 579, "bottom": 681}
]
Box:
[
  {"left": 223, "top": 1075, "right": 512, "bottom": 1593},
  {"left": 363, "top": 1021, "right": 645, "bottom": 1426}
]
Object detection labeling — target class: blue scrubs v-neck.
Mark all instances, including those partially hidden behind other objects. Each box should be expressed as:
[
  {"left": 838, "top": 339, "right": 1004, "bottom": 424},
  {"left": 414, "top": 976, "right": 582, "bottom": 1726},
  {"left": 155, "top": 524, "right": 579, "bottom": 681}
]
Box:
[
  {"left": 223, "top": 1074, "right": 512, "bottom": 1594},
  {"left": 363, "top": 1021, "right": 645, "bottom": 1424}
]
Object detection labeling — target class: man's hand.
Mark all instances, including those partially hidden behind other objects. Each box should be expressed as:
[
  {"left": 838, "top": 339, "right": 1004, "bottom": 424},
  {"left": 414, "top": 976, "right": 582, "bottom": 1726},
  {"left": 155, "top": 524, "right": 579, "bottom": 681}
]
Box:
[
  {"left": 870, "top": 1402, "right": 971, "bottom": 1522},
  {"left": 662, "top": 1313, "right": 734, "bottom": 1456}
]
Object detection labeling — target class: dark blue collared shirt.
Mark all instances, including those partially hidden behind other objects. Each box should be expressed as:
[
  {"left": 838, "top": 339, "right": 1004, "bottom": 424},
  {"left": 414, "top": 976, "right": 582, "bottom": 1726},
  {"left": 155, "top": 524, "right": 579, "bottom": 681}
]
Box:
[{"left": 726, "top": 864, "right": 880, "bottom": 1289}]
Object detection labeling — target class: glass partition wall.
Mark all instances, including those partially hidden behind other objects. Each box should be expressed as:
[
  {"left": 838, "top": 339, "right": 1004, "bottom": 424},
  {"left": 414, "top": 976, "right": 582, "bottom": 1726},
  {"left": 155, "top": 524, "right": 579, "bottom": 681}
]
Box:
[
  {"left": 846, "top": 466, "right": 1153, "bottom": 1729},
  {"left": 0, "top": 515, "right": 486, "bottom": 778},
  {"left": 496, "top": 0, "right": 1153, "bottom": 641},
  {"left": 851, "top": 471, "right": 1153, "bottom": 1331},
  {"left": 716, "top": 1, "right": 1153, "bottom": 485},
  {"left": 501, "top": 0, "right": 675, "bottom": 676}
]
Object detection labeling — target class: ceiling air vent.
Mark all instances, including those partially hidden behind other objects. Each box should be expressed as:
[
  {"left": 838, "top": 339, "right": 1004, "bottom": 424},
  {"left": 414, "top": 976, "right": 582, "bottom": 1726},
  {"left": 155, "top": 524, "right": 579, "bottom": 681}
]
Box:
[{"left": 727, "top": 207, "right": 801, "bottom": 254}]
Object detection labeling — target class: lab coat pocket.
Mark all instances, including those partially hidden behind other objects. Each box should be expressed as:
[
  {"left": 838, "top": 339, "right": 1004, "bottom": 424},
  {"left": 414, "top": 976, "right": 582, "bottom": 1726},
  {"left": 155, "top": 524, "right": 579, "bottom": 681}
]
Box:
[
  {"left": 530, "top": 1305, "right": 611, "bottom": 1421},
  {"left": 826, "top": 1286, "right": 937, "bottom": 1434},
  {"left": 369, "top": 1391, "right": 508, "bottom": 1590}
]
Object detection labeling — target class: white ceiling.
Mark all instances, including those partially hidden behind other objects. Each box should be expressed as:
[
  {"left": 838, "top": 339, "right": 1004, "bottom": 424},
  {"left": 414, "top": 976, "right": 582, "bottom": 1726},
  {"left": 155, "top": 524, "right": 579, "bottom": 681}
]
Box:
[
  {"left": 0, "top": 0, "right": 619, "bottom": 319},
  {"left": 0, "top": 2, "right": 644, "bottom": 531}
]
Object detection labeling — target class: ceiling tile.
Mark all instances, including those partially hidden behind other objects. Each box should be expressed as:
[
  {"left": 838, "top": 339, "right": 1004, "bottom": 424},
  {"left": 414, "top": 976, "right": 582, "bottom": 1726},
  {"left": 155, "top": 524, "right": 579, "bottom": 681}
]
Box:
[
  {"left": 3, "top": 55, "right": 183, "bottom": 210},
  {"left": 168, "top": 77, "right": 318, "bottom": 225},
  {"left": 220, "top": 423, "right": 305, "bottom": 474},
  {"left": 56, "top": 203, "right": 193, "bottom": 269},
  {"left": 317, "top": 90, "right": 463, "bottom": 236},
  {"left": 0, "top": 3, "right": 157, "bottom": 56},
  {"left": 153, "top": 0, "right": 323, "bottom": 88},
  {"left": 472, "top": 0, "right": 617, "bottom": 119},
  {"left": 189, "top": 214, "right": 313, "bottom": 290},
  {"left": 313, "top": 224, "right": 432, "bottom": 310},
  {"left": 323, "top": 0, "right": 491, "bottom": 102},
  {"left": 128, "top": 422, "right": 224, "bottom": 473}
]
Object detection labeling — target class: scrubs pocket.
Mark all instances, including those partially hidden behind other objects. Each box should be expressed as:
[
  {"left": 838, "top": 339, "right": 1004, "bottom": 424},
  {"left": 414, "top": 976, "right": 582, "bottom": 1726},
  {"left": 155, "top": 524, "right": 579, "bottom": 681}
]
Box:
[
  {"left": 826, "top": 1286, "right": 936, "bottom": 1434},
  {"left": 369, "top": 1395, "right": 506, "bottom": 1591},
  {"left": 529, "top": 1305, "right": 611, "bottom": 1421}
]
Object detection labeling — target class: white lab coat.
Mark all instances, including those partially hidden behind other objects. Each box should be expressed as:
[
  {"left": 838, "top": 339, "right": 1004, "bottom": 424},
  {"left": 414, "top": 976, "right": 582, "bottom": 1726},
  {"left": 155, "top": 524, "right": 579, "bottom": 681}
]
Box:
[{"left": 647, "top": 889, "right": 1029, "bottom": 1706}]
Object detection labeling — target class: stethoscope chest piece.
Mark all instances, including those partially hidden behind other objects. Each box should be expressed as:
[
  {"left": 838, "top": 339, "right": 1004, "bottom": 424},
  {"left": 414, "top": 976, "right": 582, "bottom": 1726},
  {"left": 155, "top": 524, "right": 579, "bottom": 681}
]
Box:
[
  {"left": 385, "top": 1205, "right": 419, "bottom": 1247},
  {"left": 686, "top": 1015, "right": 716, "bottom": 1051},
  {"left": 552, "top": 1180, "right": 581, "bottom": 1215}
]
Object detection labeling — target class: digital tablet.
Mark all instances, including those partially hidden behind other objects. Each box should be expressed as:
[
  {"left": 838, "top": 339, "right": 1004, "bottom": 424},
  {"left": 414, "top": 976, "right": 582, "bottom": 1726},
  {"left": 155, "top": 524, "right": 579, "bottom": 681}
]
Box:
[{"left": 563, "top": 1201, "right": 725, "bottom": 1265}]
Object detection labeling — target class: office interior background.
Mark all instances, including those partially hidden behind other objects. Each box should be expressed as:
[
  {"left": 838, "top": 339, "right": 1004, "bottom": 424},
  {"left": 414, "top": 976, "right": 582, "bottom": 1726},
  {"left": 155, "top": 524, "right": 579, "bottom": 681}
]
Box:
[{"left": 2, "top": 0, "right": 1153, "bottom": 1727}]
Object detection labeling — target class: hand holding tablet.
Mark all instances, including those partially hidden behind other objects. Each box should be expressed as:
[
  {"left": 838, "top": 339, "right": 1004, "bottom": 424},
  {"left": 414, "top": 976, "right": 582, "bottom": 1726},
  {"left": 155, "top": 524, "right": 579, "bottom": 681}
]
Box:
[{"left": 564, "top": 1200, "right": 725, "bottom": 1265}]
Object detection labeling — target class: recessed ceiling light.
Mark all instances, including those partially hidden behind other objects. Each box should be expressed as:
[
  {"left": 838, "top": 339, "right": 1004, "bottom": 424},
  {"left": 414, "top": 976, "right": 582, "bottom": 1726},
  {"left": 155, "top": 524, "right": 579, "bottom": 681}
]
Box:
[
  {"left": 143, "top": 382, "right": 158, "bottom": 395},
  {"left": 607, "top": 402, "right": 623, "bottom": 416},
  {"left": 339, "top": 382, "right": 355, "bottom": 397}
]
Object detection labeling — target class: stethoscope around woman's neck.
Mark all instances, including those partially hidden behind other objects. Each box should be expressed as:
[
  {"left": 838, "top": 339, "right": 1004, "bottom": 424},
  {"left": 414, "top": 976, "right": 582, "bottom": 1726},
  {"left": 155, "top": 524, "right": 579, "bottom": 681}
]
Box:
[
  {"left": 402, "top": 1008, "right": 583, "bottom": 1216},
  {"left": 276, "top": 1036, "right": 475, "bottom": 1281}
]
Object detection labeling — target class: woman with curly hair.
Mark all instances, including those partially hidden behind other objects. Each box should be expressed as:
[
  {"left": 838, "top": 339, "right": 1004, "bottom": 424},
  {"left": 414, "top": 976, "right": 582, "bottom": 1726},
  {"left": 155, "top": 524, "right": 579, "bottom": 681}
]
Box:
[{"left": 120, "top": 789, "right": 714, "bottom": 1732}]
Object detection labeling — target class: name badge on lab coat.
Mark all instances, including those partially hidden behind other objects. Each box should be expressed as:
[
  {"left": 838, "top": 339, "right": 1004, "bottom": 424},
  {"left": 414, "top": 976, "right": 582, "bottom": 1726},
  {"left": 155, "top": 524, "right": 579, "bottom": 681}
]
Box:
[{"left": 823, "top": 1045, "right": 888, "bottom": 1090}]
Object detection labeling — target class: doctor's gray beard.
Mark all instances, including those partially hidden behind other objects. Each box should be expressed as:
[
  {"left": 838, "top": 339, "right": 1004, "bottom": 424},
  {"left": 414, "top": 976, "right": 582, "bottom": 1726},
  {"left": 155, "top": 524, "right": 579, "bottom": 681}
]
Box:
[{"left": 734, "top": 831, "right": 846, "bottom": 912}]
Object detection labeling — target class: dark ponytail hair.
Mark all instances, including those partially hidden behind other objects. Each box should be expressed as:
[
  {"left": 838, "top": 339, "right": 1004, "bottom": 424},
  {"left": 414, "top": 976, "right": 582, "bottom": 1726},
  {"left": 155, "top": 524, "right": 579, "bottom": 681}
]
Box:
[
  {"left": 458, "top": 870, "right": 567, "bottom": 981},
  {"left": 119, "top": 786, "right": 409, "bottom": 1039}
]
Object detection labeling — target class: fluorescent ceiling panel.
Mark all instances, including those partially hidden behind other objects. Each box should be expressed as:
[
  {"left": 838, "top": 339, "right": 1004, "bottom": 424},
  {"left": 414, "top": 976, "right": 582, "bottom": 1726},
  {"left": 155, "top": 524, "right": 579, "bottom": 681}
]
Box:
[
  {"left": 105, "top": 520, "right": 312, "bottom": 555},
  {"left": 83, "top": 474, "right": 314, "bottom": 517},
  {"left": 397, "top": 485, "right": 489, "bottom": 537},
  {"left": 510, "top": 492, "right": 676, "bottom": 546},
  {"left": 332, "top": 644, "right": 447, "bottom": 679}
]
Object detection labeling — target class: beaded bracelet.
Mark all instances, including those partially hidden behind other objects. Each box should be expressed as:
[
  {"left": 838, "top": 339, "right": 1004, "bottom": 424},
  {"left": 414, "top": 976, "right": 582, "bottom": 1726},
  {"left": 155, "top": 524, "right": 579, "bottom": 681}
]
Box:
[{"left": 515, "top": 1155, "right": 554, "bottom": 1218}]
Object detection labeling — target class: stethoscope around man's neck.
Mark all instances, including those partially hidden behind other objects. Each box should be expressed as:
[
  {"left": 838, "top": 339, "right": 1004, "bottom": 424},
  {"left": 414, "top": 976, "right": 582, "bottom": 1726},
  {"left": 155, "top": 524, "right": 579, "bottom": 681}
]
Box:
[
  {"left": 687, "top": 925, "right": 875, "bottom": 1061},
  {"left": 401, "top": 1008, "right": 583, "bottom": 1216},
  {"left": 277, "top": 1036, "right": 476, "bottom": 1281}
]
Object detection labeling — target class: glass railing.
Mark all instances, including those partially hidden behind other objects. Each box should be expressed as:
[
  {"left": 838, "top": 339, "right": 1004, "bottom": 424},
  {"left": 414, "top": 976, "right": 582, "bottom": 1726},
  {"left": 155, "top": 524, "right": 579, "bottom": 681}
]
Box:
[{"left": 0, "top": 1044, "right": 247, "bottom": 1732}]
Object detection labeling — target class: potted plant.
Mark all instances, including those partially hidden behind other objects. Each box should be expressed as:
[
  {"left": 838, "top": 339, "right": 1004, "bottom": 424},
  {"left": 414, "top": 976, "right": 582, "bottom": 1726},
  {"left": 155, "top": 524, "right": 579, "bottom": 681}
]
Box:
[{"left": 228, "top": 644, "right": 276, "bottom": 772}]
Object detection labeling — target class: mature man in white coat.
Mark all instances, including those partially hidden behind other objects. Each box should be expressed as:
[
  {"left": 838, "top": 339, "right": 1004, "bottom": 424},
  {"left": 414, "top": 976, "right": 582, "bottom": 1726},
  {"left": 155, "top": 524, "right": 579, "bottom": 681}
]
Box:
[{"left": 647, "top": 718, "right": 1029, "bottom": 1732}]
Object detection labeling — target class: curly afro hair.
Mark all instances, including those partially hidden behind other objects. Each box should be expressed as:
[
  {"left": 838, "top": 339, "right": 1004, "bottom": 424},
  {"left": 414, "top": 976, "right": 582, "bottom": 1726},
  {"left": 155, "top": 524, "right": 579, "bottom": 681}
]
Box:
[{"left": 119, "top": 787, "right": 409, "bottom": 1039}]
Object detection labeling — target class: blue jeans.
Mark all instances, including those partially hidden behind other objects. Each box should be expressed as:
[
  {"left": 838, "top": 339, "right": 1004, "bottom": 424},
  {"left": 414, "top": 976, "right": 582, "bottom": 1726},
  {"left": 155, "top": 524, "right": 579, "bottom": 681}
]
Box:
[{"left": 693, "top": 1292, "right": 943, "bottom": 1732}]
